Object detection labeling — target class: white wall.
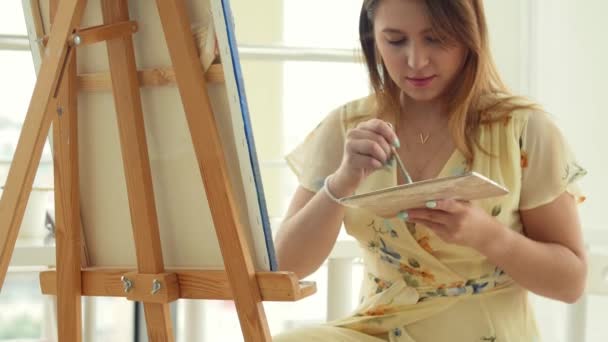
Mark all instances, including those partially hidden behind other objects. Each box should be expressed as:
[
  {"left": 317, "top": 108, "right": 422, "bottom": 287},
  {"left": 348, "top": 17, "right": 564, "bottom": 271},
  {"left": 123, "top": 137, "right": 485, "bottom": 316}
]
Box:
[
  {"left": 485, "top": 0, "right": 528, "bottom": 94},
  {"left": 531, "top": 0, "right": 608, "bottom": 233},
  {"left": 486, "top": 0, "right": 607, "bottom": 233}
]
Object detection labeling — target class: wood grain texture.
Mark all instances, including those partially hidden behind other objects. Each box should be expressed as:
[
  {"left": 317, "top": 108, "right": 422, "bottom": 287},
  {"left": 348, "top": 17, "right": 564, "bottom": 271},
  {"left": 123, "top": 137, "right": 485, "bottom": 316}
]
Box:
[
  {"left": 340, "top": 172, "right": 509, "bottom": 217},
  {"left": 40, "top": 268, "right": 317, "bottom": 301},
  {"left": 154, "top": 0, "right": 271, "bottom": 340},
  {"left": 29, "top": 0, "right": 45, "bottom": 40},
  {"left": 0, "top": 0, "right": 85, "bottom": 288},
  {"left": 77, "top": 64, "right": 224, "bottom": 91},
  {"left": 37, "top": 0, "right": 90, "bottom": 269},
  {"left": 71, "top": 20, "right": 138, "bottom": 46},
  {"left": 52, "top": 0, "right": 84, "bottom": 338},
  {"left": 101, "top": 0, "right": 173, "bottom": 340},
  {"left": 53, "top": 59, "right": 84, "bottom": 342}
]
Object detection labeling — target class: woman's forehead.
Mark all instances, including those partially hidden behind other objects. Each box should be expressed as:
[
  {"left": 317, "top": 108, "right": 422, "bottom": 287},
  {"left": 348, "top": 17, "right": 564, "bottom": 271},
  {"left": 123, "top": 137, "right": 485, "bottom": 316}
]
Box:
[{"left": 374, "top": 0, "right": 432, "bottom": 34}]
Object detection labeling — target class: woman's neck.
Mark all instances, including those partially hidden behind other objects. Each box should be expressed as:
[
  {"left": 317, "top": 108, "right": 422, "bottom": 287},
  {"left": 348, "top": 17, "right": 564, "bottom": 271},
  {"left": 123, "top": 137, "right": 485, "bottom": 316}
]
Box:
[{"left": 399, "top": 93, "right": 449, "bottom": 127}]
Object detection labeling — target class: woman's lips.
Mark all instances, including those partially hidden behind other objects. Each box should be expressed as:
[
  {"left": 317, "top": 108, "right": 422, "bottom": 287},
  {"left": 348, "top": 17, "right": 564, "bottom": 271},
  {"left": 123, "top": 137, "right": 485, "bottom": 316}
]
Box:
[{"left": 406, "top": 75, "right": 436, "bottom": 88}]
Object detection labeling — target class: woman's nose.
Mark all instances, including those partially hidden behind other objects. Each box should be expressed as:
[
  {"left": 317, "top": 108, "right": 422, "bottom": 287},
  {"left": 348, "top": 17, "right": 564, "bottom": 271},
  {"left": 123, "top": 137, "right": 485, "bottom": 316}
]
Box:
[{"left": 407, "top": 44, "right": 430, "bottom": 70}]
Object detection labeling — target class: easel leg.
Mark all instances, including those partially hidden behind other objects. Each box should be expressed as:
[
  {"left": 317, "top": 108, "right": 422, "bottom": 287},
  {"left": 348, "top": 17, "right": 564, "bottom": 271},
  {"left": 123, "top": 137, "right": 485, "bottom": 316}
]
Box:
[
  {"left": 154, "top": 1, "right": 272, "bottom": 341},
  {"left": 49, "top": 0, "right": 85, "bottom": 341},
  {"left": 53, "top": 37, "right": 83, "bottom": 342},
  {"left": 101, "top": 1, "right": 175, "bottom": 340},
  {"left": 0, "top": 0, "right": 86, "bottom": 288}
]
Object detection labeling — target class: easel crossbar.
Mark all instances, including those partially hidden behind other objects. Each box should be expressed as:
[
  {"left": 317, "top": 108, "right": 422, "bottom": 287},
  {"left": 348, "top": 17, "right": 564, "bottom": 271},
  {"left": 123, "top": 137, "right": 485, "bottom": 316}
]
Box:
[
  {"left": 40, "top": 20, "right": 138, "bottom": 47},
  {"left": 77, "top": 65, "right": 224, "bottom": 91},
  {"left": 40, "top": 269, "right": 316, "bottom": 302}
]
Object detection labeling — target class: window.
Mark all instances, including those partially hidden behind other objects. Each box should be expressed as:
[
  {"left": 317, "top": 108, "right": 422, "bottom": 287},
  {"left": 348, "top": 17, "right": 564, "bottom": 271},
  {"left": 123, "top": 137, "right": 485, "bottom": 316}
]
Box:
[
  {"left": 0, "top": 1, "right": 28, "bottom": 35},
  {"left": 0, "top": 271, "right": 47, "bottom": 340}
]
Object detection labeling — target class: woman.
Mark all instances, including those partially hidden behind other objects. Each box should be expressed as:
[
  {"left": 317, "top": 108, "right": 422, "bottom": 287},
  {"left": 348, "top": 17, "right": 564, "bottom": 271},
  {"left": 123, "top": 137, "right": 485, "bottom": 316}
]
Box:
[{"left": 274, "top": 0, "right": 587, "bottom": 340}]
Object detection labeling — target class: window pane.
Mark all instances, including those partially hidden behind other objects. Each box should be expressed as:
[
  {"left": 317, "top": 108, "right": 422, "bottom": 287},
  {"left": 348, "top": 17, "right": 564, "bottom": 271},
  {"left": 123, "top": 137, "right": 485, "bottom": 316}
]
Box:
[
  {"left": 0, "top": 50, "right": 52, "bottom": 242},
  {"left": 232, "top": 0, "right": 364, "bottom": 49},
  {"left": 0, "top": 50, "right": 53, "bottom": 192},
  {"left": 284, "top": 0, "right": 363, "bottom": 49},
  {"left": 0, "top": 272, "right": 46, "bottom": 340},
  {"left": 282, "top": 61, "right": 369, "bottom": 152},
  {"left": 239, "top": 59, "right": 285, "bottom": 222},
  {"left": 241, "top": 59, "right": 369, "bottom": 220},
  {"left": 0, "top": 1, "right": 28, "bottom": 35},
  {"left": 281, "top": 61, "right": 368, "bottom": 218},
  {"left": 232, "top": 1, "right": 283, "bottom": 46},
  {"left": 0, "top": 51, "right": 36, "bottom": 121},
  {"left": 93, "top": 298, "right": 134, "bottom": 341}
]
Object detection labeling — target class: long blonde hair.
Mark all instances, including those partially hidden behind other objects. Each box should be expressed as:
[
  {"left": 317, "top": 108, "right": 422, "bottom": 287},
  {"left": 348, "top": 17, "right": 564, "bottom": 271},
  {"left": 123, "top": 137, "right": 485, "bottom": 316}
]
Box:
[{"left": 359, "top": 0, "right": 536, "bottom": 162}]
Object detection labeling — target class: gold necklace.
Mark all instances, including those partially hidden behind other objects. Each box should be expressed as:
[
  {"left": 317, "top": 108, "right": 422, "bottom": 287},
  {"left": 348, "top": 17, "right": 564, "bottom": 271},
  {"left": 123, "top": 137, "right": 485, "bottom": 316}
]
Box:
[
  {"left": 403, "top": 116, "right": 447, "bottom": 145},
  {"left": 402, "top": 132, "right": 453, "bottom": 180},
  {"left": 419, "top": 132, "right": 430, "bottom": 144}
]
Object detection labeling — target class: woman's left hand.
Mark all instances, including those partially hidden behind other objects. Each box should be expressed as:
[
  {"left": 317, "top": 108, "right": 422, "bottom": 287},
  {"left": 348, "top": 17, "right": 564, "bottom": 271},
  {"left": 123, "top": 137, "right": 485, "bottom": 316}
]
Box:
[{"left": 404, "top": 199, "right": 504, "bottom": 250}]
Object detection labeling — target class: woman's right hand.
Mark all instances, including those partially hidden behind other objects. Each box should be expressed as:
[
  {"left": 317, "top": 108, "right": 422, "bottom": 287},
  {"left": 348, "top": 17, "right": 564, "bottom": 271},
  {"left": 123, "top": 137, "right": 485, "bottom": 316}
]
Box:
[{"left": 330, "top": 119, "right": 400, "bottom": 196}]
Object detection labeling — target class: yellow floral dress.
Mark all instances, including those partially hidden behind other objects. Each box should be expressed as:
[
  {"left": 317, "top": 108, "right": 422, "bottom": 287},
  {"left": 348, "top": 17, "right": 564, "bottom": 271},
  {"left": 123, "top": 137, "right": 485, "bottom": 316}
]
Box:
[{"left": 275, "top": 96, "right": 586, "bottom": 342}]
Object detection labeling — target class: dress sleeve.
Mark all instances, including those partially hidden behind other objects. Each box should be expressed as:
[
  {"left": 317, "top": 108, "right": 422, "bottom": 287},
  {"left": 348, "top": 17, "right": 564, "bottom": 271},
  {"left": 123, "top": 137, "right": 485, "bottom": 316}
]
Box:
[
  {"left": 285, "top": 106, "right": 347, "bottom": 193},
  {"left": 519, "top": 111, "right": 587, "bottom": 210}
]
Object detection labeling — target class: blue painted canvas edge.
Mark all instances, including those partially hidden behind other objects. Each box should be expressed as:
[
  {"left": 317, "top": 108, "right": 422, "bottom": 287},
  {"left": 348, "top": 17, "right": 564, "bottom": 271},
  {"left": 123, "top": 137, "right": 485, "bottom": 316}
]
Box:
[{"left": 220, "top": 0, "right": 278, "bottom": 271}]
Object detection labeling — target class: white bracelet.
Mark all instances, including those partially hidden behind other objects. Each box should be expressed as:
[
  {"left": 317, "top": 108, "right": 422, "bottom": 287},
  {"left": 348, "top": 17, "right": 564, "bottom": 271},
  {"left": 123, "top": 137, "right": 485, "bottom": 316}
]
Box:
[{"left": 323, "top": 175, "right": 343, "bottom": 205}]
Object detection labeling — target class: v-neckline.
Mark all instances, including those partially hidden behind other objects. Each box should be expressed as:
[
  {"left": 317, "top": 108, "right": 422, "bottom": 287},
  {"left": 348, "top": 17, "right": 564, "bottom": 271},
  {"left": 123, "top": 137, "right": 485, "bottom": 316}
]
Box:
[{"left": 393, "top": 148, "right": 460, "bottom": 186}]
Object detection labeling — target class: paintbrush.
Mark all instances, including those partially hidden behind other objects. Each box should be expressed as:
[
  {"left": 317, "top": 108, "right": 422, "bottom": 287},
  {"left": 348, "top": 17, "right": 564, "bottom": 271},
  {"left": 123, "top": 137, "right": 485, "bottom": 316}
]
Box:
[{"left": 391, "top": 146, "right": 413, "bottom": 185}]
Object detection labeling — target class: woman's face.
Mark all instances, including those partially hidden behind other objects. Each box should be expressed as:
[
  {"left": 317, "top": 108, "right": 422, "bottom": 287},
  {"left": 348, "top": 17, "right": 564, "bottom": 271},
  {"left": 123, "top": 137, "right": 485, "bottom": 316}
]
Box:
[{"left": 373, "top": 0, "right": 468, "bottom": 104}]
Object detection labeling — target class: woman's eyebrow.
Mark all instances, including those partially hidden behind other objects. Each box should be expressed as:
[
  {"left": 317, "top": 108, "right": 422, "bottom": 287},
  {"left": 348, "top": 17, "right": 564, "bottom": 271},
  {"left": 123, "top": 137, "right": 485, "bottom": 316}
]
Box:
[
  {"left": 381, "top": 27, "right": 434, "bottom": 34},
  {"left": 381, "top": 28, "right": 404, "bottom": 34}
]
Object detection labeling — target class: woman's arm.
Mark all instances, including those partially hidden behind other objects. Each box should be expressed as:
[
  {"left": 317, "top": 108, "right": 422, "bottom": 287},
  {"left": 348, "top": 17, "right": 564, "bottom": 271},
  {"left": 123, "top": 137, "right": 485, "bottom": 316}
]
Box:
[
  {"left": 479, "top": 192, "right": 587, "bottom": 303},
  {"left": 276, "top": 119, "right": 399, "bottom": 279},
  {"left": 407, "top": 191, "right": 587, "bottom": 303},
  {"left": 275, "top": 175, "right": 358, "bottom": 279}
]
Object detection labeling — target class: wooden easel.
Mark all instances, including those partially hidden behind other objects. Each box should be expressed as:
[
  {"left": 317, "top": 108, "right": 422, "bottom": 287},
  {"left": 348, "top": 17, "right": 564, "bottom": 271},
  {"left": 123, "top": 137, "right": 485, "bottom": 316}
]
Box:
[{"left": 0, "top": 0, "right": 315, "bottom": 341}]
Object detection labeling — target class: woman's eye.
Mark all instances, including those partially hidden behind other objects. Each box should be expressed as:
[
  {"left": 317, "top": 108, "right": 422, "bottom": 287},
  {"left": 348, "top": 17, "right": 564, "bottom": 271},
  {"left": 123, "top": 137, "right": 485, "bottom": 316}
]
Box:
[
  {"left": 387, "top": 38, "right": 406, "bottom": 46},
  {"left": 426, "top": 36, "right": 442, "bottom": 44}
]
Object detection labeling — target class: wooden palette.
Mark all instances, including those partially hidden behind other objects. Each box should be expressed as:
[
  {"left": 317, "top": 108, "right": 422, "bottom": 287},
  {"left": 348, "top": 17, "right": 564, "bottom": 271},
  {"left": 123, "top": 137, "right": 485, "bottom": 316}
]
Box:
[{"left": 340, "top": 172, "right": 509, "bottom": 217}]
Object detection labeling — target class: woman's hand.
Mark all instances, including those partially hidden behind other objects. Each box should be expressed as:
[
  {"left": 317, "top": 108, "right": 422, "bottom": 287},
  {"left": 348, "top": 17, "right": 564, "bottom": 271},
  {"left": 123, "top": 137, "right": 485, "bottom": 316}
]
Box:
[
  {"left": 331, "top": 119, "right": 399, "bottom": 196},
  {"left": 404, "top": 199, "right": 509, "bottom": 250}
]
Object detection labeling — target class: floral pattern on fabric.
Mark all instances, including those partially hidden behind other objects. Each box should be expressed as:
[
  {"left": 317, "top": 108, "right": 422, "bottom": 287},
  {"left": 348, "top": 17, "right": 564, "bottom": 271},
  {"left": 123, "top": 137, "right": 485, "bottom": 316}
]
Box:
[
  {"left": 519, "top": 111, "right": 588, "bottom": 209},
  {"left": 282, "top": 97, "right": 579, "bottom": 341}
]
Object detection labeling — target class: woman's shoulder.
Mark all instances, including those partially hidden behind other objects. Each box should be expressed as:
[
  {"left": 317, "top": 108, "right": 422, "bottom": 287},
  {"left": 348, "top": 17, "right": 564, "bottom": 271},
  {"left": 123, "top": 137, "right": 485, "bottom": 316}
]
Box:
[
  {"left": 328, "top": 95, "right": 377, "bottom": 128},
  {"left": 306, "top": 95, "right": 377, "bottom": 139},
  {"left": 478, "top": 94, "right": 545, "bottom": 131},
  {"left": 506, "top": 102, "right": 560, "bottom": 136},
  {"left": 342, "top": 94, "right": 377, "bottom": 116}
]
